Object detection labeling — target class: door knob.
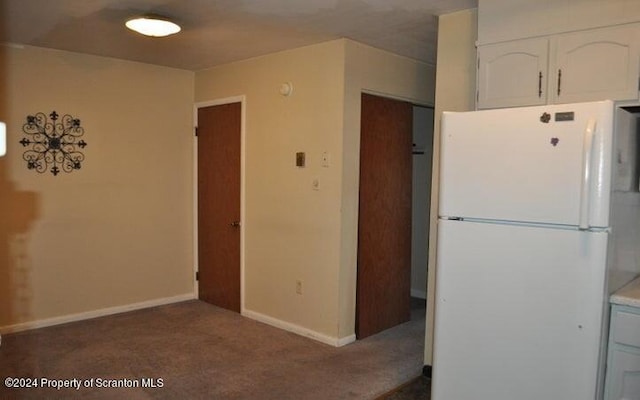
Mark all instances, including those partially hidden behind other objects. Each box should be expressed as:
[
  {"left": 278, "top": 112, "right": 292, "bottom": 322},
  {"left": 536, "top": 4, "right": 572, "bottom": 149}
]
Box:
[{"left": 230, "top": 221, "right": 241, "bottom": 228}]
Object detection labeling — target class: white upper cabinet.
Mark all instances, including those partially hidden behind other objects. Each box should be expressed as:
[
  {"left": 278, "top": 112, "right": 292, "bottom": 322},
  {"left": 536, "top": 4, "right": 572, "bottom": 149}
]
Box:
[
  {"left": 477, "top": 24, "right": 640, "bottom": 109},
  {"left": 553, "top": 25, "right": 640, "bottom": 104},
  {"left": 477, "top": 38, "right": 549, "bottom": 108}
]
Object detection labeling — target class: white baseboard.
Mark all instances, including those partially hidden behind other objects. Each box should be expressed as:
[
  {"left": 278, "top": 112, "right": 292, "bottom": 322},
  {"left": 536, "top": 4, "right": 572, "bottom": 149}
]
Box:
[
  {"left": 411, "top": 289, "right": 427, "bottom": 299},
  {"left": 336, "top": 333, "right": 357, "bottom": 347},
  {"left": 242, "top": 309, "right": 356, "bottom": 347},
  {"left": 0, "top": 293, "right": 196, "bottom": 335}
]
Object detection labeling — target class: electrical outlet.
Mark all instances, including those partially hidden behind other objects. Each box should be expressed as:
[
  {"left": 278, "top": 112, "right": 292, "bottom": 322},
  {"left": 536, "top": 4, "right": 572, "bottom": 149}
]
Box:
[{"left": 296, "top": 280, "right": 303, "bottom": 295}]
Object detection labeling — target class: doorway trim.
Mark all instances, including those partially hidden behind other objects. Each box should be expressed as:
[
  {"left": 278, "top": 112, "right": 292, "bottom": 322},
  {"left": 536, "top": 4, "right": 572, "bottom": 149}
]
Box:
[{"left": 193, "top": 95, "right": 246, "bottom": 313}]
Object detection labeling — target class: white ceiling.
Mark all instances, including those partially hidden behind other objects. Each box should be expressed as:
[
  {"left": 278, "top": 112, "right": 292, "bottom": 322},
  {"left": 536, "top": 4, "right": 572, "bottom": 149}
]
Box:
[{"left": 1, "top": 0, "right": 477, "bottom": 71}]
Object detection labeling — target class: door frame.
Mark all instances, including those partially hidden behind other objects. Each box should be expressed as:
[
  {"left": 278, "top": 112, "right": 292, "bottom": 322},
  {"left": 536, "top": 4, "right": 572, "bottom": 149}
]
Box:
[{"left": 193, "top": 95, "right": 246, "bottom": 312}]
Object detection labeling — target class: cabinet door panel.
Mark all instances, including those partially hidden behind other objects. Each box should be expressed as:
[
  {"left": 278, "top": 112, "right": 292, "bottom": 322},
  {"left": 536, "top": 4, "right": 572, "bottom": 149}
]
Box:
[
  {"left": 606, "top": 348, "right": 640, "bottom": 400},
  {"left": 554, "top": 25, "right": 640, "bottom": 104},
  {"left": 478, "top": 38, "right": 549, "bottom": 109}
]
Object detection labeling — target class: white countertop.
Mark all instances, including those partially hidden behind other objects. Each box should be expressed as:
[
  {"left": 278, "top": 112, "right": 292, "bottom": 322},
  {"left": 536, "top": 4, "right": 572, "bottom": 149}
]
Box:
[{"left": 611, "top": 276, "right": 640, "bottom": 308}]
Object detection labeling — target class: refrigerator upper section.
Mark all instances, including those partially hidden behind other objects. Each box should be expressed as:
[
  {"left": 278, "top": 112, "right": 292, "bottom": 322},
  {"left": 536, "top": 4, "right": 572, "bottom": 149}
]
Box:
[{"left": 439, "top": 101, "right": 614, "bottom": 228}]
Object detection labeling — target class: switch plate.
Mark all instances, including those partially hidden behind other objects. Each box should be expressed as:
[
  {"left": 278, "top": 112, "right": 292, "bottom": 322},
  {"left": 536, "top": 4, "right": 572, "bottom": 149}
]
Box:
[
  {"left": 321, "top": 151, "right": 330, "bottom": 167},
  {"left": 296, "top": 280, "right": 302, "bottom": 295},
  {"left": 312, "top": 178, "right": 320, "bottom": 191},
  {"left": 296, "top": 152, "right": 305, "bottom": 167}
]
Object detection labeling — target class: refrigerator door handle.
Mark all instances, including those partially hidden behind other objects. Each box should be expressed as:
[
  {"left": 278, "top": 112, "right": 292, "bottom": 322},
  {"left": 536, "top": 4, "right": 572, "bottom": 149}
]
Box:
[{"left": 579, "top": 118, "right": 596, "bottom": 230}]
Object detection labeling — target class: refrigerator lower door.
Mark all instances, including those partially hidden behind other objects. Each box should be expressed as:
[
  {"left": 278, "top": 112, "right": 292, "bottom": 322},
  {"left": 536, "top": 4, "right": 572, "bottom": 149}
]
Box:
[{"left": 432, "top": 219, "right": 608, "bottom": 400}]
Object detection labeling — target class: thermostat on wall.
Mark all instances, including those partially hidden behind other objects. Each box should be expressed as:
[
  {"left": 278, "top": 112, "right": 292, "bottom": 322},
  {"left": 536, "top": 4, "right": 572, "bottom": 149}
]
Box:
[{"left": 0, "top": 122, "right": 5, "bottom": 157}]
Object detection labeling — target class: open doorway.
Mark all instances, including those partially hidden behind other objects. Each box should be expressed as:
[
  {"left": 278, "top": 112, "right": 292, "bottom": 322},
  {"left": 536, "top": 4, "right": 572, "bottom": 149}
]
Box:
[
  {"left": 356, "top": 93, "right": 434, "bottom": 339},
  {"left": 411, "top": 106, "right": 434, "bottom": 302}
]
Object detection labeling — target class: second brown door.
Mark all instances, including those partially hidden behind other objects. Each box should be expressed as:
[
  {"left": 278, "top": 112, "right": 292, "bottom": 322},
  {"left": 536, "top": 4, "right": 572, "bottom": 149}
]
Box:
[{"left": 356, "top": 93, "right": 412, "bottom": 339}]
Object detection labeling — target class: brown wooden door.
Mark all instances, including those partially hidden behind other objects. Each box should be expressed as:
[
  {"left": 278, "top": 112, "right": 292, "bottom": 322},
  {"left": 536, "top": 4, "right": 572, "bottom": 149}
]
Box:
[
  {"left": 356, "top": 93, "right": 412, "bottom": 339},
  {"left": 197, "top": 103, "right": 241, "bottom": 313}
]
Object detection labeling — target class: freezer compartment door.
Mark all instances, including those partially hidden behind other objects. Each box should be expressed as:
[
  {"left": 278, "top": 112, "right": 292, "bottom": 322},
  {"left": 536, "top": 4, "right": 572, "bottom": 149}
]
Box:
[
  {"left": 439, "top": 101, "right": 613, "bottom": 227},
  {"left": 432, "top": 220, "right": 608, "bottom": 400}
]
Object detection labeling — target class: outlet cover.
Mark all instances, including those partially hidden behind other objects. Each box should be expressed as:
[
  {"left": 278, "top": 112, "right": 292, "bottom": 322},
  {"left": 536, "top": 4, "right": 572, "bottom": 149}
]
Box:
[{"left": 296, "top": 280, "right": 302, "bottom": 295}]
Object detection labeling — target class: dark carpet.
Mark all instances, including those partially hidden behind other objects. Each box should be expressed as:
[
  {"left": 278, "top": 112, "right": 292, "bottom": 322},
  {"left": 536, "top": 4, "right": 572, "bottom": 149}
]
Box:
[
  {"left": 378, "top": 375, "right": 430, "bottom": 400},
  {"left": 0, "top": 299, "right": 427, "bottom": 399}
]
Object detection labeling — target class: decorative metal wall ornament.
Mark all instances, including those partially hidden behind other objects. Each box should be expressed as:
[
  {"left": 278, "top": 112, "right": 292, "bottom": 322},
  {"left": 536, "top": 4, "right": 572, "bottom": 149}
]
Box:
[{"left": 19, "top": 111, "right": 87, "bottom": 176}]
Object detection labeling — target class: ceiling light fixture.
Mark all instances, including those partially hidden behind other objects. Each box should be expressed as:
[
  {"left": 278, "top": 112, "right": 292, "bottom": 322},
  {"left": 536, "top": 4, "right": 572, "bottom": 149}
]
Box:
[{"left": 125, "top": 15, "right": 181, "bottom": 37}]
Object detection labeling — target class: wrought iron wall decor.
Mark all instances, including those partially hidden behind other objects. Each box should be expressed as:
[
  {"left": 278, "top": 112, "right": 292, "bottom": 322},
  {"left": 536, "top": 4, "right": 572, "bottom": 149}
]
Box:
[{"left": 19, "top": 111, "right": 87, "bottom": 176}]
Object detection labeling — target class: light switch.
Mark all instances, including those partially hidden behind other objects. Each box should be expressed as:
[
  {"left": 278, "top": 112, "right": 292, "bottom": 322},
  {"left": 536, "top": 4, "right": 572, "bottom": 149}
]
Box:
[
  {"left": 321, "top": 151, "right": 330, "bottom": 167},
  {"left": 312, "top": 178, "right": 320, "bottom": 191}
]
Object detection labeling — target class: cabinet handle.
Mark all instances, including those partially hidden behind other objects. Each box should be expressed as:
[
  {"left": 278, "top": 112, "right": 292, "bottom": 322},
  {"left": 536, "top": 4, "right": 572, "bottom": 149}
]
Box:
[
  {"left": 557, "top": 69, "right": 562, "bottom": 97},
  {"left": 538, "top": 72, "right": 543, "bottom": 98}
]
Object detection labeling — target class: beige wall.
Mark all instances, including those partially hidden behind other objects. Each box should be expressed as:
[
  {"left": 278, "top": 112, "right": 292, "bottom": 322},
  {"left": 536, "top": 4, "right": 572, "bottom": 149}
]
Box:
[
  {"left": 0, "top": 37, "right": 435, "bottom": 343},
  {"left": 0, "top": 45, "right": 195, "bottom": 330},
  {"left": 425, "top": 8, "right": 478, "bottom": 364},
  {"left": 340, "top": 40, "right": 435, "bottom": 339},
  {"left": 195, "top": 40, "right": 346, "bottom": 341},
  {"left": 195, "top": 39, "right": 434, "bottom": 343}
]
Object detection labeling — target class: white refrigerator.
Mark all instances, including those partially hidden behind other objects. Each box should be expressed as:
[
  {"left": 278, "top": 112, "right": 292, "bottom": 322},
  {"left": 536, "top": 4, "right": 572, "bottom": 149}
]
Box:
[{"left": 432, "top": 100, "right": 640, "bottom": 400}]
